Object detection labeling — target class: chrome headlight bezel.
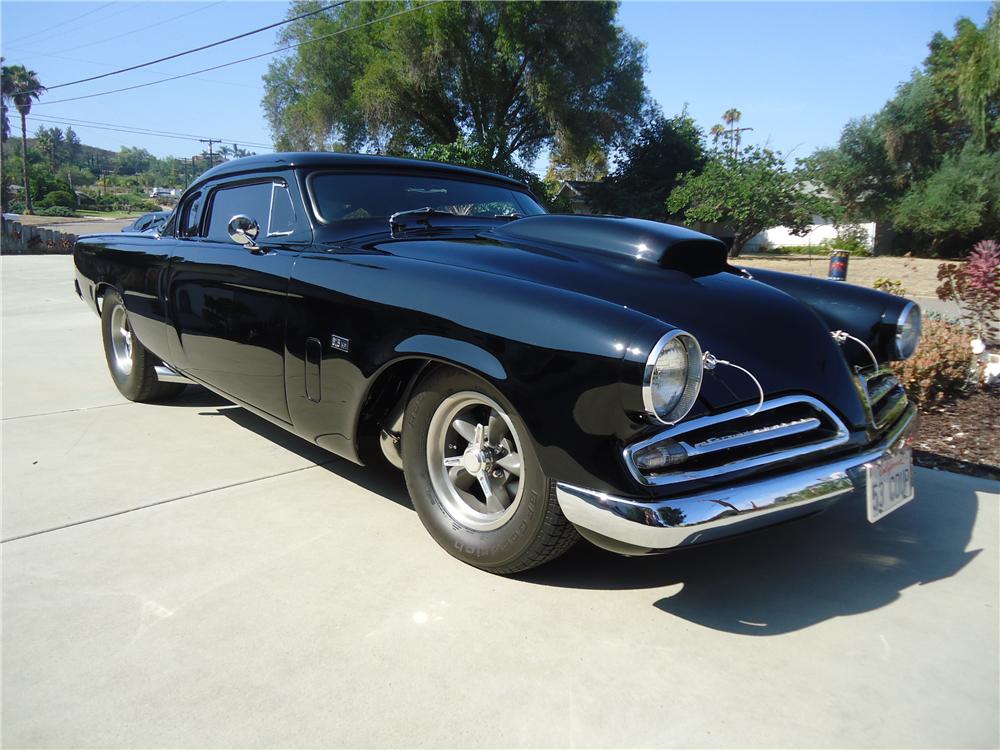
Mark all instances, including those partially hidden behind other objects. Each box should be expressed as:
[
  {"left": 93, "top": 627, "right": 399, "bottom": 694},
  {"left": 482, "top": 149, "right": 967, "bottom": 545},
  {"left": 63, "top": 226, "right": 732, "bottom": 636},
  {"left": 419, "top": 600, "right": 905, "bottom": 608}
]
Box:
[
  {"left": 642, "top": 330, "right": 704, "bottom": 425},
  {"left": 892, "top": 301, "right": 921, "bottom": 360}
]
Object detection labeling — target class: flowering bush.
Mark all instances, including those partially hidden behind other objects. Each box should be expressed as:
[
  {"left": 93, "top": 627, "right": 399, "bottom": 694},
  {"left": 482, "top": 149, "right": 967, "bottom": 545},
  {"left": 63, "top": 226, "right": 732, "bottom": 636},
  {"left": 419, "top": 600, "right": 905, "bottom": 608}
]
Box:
[
  {"left": 937, "top": 240, "right": 1000, "bottom": 343},
  {"left": 894, "top": 319, "right": 976, "bottom": 404}
]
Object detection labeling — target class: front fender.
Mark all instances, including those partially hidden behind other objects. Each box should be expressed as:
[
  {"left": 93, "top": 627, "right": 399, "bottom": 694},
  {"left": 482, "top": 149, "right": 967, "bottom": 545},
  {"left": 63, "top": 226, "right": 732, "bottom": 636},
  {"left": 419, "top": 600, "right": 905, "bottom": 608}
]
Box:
[
  {"left": 394, "top": 335, "right": 506, "bottom": 381},
  {"left": 748, "top": 267, "right": 915, "bottom": 365}
]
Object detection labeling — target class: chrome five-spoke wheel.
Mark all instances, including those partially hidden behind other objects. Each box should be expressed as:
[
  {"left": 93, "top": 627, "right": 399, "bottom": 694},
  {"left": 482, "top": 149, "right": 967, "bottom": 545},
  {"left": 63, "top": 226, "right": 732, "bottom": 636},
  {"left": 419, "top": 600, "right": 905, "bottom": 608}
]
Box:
[
  {"left": 426, "top": 391, "right": 524, "bottom": 531},
  {"left": 100, "top": 288, "right": 186, "bottom": 403},
  {"left": 109, "top": 302, "right": 134, "bottom": 376},
  {"left": 403, "top": 368, "right": 578, "bottom": 573}
]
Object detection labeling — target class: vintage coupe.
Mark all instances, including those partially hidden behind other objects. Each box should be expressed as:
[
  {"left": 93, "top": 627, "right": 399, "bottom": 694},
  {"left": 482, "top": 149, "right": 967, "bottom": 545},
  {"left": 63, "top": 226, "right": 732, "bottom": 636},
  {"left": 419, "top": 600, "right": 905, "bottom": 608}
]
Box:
[{"left": 74, "top": 153, "right": 921, "bottom": 573}]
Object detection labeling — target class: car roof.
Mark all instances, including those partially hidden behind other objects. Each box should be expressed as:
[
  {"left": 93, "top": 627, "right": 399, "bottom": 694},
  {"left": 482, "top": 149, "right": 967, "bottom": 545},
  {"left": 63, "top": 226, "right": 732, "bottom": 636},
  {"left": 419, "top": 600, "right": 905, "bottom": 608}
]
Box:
[{"left": 193, "top": 151, "right": 528, "bottom": 191}]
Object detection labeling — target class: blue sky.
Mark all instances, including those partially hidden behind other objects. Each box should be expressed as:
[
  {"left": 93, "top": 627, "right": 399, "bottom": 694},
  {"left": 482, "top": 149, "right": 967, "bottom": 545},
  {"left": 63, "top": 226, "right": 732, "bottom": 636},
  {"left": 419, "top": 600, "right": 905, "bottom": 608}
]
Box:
[{"left": 1, "top": 1, "right": 992, "bottom": 172}]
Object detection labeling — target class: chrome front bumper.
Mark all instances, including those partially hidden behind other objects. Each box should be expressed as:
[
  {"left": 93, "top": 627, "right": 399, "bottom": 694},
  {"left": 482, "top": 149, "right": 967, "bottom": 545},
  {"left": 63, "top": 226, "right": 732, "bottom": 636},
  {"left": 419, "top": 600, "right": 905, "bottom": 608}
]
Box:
[{"left": 556, "top": 403, "right": 918, "bottom": 553}]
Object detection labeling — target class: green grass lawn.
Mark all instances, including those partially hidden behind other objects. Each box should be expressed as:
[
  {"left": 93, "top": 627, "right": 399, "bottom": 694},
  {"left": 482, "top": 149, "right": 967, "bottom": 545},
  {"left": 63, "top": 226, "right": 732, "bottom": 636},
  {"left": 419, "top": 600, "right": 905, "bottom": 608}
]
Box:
[{"left": 77, "top": 210, "right": 144, "bottom": 219}]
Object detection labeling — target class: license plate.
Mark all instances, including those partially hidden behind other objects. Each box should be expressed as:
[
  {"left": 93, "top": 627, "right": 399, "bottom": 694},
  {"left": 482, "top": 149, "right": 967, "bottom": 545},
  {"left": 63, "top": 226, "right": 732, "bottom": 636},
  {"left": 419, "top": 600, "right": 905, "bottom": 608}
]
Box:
[{"left": 866, "top": 447, "right": 914, "bottom": 523}]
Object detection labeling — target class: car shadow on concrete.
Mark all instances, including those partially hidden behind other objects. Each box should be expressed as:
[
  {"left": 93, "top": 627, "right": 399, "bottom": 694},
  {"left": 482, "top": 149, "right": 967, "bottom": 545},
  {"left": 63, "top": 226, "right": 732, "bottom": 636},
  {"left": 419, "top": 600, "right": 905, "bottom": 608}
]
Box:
[
  {"left": 200, "top": 395, "right": 415, "bottom": 511},
  {"left": 522, "top": 476, "right": 984, "bottom": 634},
  {"left": 195, "top": 389, "right": 983, "bottom": 634}
]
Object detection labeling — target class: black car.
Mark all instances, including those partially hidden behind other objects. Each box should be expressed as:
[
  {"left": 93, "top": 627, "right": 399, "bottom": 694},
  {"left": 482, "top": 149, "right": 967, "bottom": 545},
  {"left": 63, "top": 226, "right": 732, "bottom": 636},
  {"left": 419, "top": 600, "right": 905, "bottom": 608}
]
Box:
[
  {"left": 73, "top": 153, "right": 921, "bottom": 574},
  {"left": 121, "top": 210, "right": 171, "bottom": 234}
]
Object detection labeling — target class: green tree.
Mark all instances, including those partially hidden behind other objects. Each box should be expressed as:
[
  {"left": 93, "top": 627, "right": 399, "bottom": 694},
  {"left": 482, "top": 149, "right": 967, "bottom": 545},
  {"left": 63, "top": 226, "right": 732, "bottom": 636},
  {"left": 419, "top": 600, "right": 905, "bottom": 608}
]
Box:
[
  {"left": 34, "top": 125, "right": 65, "bottom": 166},
  {"left": 668, "top": 143, "right": 816, "bottom": 258},
  {"left": 893, "top": 145, "right": 1000, "bottom": 251},
  {"left": 804, "top": 115, "right": 902, "bottom": 222},
  {"left": 545, "top": 145, "right": 608, "bottom": 183},
  {"left": 114, "top": 146, "right": 154, "bottom": 175},
  {"left": 263, "top": 1, "right": 646, "bottom": 169},
  {"left": 1, "top": 63, "right": 45, "bottom": 214},
  {"left": 64, "top": 126, "right": 81, "bottom": 164},
  {"left": 414, "top": 135, "right": 568, "bottom": 211},
  {"left": 591, "top": 110, "right": 705, "bottom": 220},
  {"left": 809, "top": 7, "right": 999, "bottom": 252}
]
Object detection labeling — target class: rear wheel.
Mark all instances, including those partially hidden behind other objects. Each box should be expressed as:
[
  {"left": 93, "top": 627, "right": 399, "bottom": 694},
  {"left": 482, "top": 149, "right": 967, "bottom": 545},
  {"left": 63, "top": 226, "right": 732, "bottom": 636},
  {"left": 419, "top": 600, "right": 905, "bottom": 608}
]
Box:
[
  {"left": 402, "top": 368, "right": 578, "bottom": 574},
  {"left": 101, "top": 289, "right": 185, "bottom": 402}
]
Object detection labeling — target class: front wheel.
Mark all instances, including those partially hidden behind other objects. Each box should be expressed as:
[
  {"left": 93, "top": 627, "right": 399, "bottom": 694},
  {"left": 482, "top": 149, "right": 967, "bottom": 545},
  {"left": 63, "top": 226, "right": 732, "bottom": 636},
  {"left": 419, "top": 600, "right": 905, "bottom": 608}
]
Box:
[
  {"left": 402, "top": 368, "right": 578, "bottom": 574},
  {"left": 101, "top": 289, "right": 185, "bottom": 402}
]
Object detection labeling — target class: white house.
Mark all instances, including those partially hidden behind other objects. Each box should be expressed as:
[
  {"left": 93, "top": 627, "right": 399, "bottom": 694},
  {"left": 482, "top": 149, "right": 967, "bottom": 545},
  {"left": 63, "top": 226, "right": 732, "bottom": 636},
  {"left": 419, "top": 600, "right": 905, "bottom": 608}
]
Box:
[{"left": 744, "top": 216, "right": 878, "bottom": 252}]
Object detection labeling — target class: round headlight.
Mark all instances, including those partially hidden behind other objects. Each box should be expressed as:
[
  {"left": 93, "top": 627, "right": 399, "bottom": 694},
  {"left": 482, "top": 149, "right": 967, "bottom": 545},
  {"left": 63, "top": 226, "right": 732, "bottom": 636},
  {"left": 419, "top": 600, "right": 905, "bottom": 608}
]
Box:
[
  {"left": 893, "top": 302, "right": 922, "bottom": 360},
  {"left": 642, "top": 330, "right": 704, "bottom": 424}
]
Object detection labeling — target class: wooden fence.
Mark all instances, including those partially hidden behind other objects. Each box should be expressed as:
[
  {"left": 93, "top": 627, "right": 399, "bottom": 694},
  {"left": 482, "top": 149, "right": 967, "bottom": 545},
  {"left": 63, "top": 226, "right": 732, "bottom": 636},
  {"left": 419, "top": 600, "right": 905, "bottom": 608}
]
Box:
[{"left": 0, "top": 219, "right": 78, "bottom": 255}]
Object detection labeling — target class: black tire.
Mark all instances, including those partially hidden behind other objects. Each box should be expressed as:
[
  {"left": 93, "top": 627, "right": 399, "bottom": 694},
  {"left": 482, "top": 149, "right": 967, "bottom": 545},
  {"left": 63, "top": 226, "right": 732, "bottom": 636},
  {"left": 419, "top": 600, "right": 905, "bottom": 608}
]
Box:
[
  {"left": 402, "top": 367, "right": 578, "bottom": 574},
  {"left": 101, "top": 289, "right": 185, "bottom": 402}
]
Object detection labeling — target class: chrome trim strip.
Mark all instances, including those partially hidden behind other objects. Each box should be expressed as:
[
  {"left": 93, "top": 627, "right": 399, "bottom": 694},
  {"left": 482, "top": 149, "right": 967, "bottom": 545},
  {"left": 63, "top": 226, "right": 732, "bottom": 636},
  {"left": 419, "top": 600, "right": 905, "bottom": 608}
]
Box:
[
  {"left": 641, "top": 329, "right": 704, "bottom": 425},
  {"left": 857, "top": 367, "right": 907, "bottom": 430},
  {"left": 154, "top": 364, "right": 194, "bottom": 384},
  {"left": 681, "top": 417, "right": 821, "bottom": 456},
  {"left": 559, "top": 403, "right": 917, "bottom": 550},
  {"left": 624, "top": 394, "right": 850, "bottom": 486},
  {"left": 866, "top": 375, "right": 899, "bottom": 405}
]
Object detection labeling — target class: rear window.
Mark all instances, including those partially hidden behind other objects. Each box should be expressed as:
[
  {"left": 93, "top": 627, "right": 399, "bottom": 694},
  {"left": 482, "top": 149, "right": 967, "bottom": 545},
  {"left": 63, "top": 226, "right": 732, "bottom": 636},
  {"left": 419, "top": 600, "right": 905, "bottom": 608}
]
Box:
[{"left": 309, "top": 173, "right": 544, "bottom": 224}]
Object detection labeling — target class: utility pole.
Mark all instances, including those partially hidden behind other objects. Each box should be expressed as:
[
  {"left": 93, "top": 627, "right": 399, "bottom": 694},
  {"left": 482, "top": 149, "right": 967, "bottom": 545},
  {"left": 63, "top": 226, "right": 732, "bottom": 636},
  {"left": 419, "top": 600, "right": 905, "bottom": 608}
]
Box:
[
  {"left": 199, "top": 138, "right": 221, "bottom": 167},
  {"left": 730, "top": 126, "right": 753, "bottom": 158}
]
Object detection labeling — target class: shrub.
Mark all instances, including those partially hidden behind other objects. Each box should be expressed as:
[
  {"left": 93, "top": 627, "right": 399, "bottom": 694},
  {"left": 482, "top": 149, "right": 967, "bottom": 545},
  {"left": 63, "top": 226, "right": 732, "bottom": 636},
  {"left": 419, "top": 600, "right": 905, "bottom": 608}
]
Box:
[
  {"left": 893, "top": 319, "right": 976, "bottom": 404},
  {"left": 873, "top": 277, "right": 907, "bottom": 296},
  {"left": 36, "top": 206, "right": 77, "bottom": 217},
  {"left": 41, "top": 190, "right": 77, "bottom": 209},
  {"left": 936, "top": 239, "right": 1000, "bottom": 343},
  {"left": 819, "top": 224, "right": 872, "bottom": 256},
  {"left": 7, "top": 200, "right": 25, "bottom": 214}
]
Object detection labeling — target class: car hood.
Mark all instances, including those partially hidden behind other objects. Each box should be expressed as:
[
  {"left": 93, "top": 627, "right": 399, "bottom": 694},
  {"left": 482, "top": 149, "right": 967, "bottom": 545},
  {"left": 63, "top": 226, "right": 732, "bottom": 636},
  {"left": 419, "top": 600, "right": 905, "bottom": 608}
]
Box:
[{"left": 366, "top": 217, "right": 868, "bottom": 429}]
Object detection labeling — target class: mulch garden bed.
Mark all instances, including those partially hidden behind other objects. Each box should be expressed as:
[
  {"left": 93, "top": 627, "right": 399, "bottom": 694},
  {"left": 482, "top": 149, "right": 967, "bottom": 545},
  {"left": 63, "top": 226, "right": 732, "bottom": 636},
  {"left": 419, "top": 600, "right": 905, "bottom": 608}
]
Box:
[{"left": 913, "top": 387, "right": 1000, "bottom": 481}]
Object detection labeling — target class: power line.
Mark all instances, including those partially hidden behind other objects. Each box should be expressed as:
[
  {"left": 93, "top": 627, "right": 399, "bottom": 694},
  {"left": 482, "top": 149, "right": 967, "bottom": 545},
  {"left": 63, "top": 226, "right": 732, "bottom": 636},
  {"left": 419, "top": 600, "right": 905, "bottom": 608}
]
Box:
[
  {"left": 33, "top": 2, "right": 442, "bottom": 107},
  {"left": 8, "top": 49, "right": 260, "bottom": 91},
  {"left": 25, "top": 115, "right": 273, "bottom": 151},
  {"left": 8, "top": 2, "right": 116, "bottom": 45},
  {"left": 58, "top": 2, "right": 226, "bottom": 55},
  {"left": 2, "top": 2, "right": 224, "bottom": 57},
  {"left": 25, "top": 113, "right": 273, "bottom": 147},
  {"left": 21, "top": 1, "right": 349, "bottom": 95}
]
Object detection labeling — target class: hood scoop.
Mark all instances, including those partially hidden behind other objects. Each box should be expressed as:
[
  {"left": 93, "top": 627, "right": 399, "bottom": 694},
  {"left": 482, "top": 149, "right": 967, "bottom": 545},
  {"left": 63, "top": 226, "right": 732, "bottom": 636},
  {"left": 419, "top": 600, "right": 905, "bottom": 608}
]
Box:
[{"left": 490, "top": 214, "right": 728, "bottom": 276}]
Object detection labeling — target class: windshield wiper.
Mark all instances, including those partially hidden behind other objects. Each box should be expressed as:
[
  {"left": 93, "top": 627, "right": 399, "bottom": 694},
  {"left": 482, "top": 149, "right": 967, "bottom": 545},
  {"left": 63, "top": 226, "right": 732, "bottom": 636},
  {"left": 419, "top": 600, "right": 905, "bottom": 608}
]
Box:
[
  {"left": 388, "top": 207, "right": 456, "bottom": 235},
  {"left": 388, "top": 207, "right": 519, "bottom": 236}
]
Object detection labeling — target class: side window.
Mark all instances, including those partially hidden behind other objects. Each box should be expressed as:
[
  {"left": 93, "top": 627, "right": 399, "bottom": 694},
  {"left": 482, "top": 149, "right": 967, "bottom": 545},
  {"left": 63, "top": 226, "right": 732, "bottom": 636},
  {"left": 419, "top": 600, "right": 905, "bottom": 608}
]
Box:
[
  {"left": 206, "top": 182, "right": 272, "bottom": 243},
  {"left": 180, "top": 193, "right": 203, "bottom": 237},
  {"left": 268, "top": 184, "right": 296, "bottom": 237}
]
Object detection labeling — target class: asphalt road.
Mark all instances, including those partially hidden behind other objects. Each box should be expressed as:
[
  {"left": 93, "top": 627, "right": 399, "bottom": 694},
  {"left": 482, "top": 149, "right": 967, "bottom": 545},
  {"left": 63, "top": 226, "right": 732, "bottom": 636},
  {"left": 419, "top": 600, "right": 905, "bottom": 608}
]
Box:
[{"left": 2, "top": 256, "right": 998, "bottom": 748}]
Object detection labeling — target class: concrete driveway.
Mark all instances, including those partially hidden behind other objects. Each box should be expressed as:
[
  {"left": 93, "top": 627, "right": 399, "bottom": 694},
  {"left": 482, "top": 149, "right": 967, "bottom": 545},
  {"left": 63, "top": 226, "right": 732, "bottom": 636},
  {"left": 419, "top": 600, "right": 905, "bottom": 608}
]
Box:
[{"left": 2, "top": 256, "right": 998, "bottom": 748}]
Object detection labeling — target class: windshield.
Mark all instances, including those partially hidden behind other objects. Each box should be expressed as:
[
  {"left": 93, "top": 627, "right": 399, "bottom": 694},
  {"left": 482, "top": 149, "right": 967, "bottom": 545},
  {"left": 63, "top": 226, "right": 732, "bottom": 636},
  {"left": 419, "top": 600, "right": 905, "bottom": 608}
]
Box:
[{"left": 309, "top": 173, "right": 545, "bottom": 224}]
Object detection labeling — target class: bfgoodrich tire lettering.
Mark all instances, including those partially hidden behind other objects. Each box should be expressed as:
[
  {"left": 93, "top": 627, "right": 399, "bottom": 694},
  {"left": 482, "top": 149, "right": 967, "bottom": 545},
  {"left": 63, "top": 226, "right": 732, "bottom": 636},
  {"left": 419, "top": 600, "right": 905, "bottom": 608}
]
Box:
[
  {"left": 402, "top": 367, "right": 578, "bottom": 574},
  {"left": 101, "top": 289, "right": 185, "bottom": 403}
]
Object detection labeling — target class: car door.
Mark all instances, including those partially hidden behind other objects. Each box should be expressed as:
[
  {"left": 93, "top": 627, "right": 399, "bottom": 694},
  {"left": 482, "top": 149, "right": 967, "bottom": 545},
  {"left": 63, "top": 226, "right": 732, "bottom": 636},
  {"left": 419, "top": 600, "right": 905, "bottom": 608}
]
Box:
[{"left": 164, "top": 174, "right": 309, "bottom": 422}]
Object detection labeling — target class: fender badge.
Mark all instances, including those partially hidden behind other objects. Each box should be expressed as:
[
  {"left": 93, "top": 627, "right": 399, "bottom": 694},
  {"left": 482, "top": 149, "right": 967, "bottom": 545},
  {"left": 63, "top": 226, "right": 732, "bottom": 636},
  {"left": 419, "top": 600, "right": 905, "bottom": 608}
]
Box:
[{"left": 330, "top": 335, "right": 350, "bottom": 353}]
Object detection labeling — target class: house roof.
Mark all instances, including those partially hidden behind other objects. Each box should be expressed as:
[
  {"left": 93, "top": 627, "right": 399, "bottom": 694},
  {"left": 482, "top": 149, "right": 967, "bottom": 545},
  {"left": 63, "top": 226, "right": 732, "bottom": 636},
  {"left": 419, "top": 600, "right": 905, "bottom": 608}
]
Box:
[{"left": 557, "top": 180, "right": 601, "bottom": 198}]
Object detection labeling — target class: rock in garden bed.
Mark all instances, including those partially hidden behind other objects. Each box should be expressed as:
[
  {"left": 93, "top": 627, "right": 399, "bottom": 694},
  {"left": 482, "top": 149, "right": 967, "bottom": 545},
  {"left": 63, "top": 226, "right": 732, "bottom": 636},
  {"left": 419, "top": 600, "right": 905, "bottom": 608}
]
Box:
[{"left": 913, "top": 387, "right": 1000, "bottom": 480}]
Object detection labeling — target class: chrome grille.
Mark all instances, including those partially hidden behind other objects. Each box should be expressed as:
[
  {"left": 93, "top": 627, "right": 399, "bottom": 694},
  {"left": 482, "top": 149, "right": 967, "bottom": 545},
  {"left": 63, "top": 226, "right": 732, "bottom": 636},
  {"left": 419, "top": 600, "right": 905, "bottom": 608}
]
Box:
[
  {"left": 625, "top": 395, "right": 850, "bottom": 487},
  {"left": 857, "top": 368, "right": 908, "bottom": 430}
]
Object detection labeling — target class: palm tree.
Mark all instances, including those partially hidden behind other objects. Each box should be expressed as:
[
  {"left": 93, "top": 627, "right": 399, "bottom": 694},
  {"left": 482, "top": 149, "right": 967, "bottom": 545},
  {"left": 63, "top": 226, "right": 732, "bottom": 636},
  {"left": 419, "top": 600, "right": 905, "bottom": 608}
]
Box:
[{"left": 1, "top": 64, "right": 45, "bottom": 214}]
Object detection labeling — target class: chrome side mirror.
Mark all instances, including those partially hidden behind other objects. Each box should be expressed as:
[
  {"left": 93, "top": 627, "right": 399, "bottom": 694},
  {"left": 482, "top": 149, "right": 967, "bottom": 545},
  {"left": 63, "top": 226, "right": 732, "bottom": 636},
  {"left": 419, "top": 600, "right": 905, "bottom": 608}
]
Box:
[{"left": 227, "top": 214, "right": 259, "bottom": 247}]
